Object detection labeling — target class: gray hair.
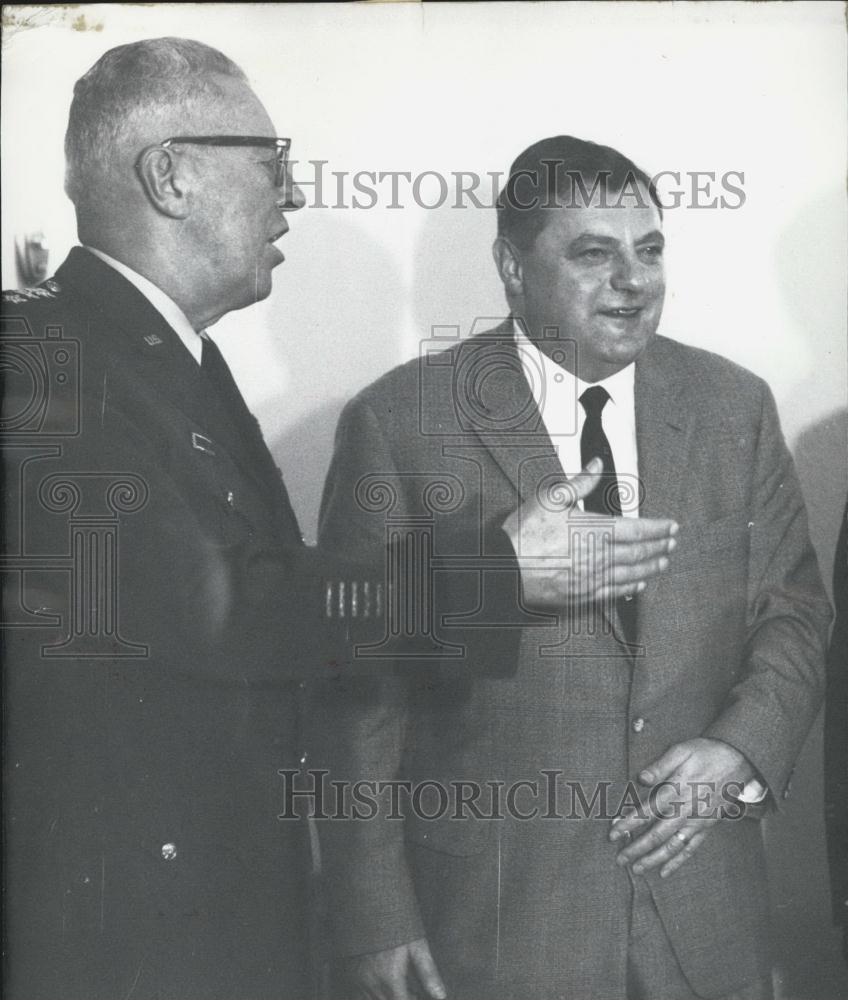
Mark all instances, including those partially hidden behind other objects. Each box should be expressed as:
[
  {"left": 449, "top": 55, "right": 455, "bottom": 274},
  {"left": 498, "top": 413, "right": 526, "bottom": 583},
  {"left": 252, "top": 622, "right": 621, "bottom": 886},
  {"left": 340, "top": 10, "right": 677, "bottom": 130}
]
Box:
[{"left": 64, "top": 37, "right": 246, "bottom": 208}]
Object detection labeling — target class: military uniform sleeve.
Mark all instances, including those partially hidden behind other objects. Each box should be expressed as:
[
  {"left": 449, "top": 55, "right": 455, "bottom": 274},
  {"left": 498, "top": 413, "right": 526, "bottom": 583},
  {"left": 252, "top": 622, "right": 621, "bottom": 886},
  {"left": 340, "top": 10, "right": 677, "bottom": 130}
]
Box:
[{"left": 311, "top": 395, "right": 429, "bottom": 956}]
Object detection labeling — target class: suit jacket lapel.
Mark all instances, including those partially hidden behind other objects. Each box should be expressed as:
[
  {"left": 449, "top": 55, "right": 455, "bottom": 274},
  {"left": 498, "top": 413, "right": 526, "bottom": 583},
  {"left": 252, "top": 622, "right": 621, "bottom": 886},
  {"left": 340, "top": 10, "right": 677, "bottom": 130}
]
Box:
[
  {"left": 635, "top": 337, "right": 690, "bottom": 521},
  {"left": 456, "top": 323, "right": 633, "bottom": 651},
  {"left": 634, "top": 336, "right": 691, "bottom": 603},
  {"left": 456, "top": 322, "right": 564, "bottom": 507}
]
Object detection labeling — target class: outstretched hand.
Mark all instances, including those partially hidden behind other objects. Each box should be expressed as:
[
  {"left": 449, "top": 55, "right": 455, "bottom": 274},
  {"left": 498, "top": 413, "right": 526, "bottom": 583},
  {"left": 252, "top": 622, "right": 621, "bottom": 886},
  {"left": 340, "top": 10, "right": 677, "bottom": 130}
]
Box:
[{"left": 502, "top": 458, "right": 678, "bottom": 610}]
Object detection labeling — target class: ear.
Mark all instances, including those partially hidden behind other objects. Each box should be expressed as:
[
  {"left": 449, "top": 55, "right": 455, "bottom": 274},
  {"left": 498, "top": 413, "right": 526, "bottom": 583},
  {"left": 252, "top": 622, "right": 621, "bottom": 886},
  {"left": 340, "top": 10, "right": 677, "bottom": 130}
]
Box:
[
  {"left": 135, "top": 146, "right": 191, "bottom": 220},
  {"left": 492, "top": 236, "right": 524, "bottom": 300}
]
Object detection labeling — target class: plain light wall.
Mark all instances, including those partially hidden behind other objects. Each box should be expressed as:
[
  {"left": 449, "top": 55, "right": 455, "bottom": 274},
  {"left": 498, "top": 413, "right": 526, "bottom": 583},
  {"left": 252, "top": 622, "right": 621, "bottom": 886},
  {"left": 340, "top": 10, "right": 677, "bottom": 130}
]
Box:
[{"left": 3, "top": 3, "right": 847, "bottom": 992}]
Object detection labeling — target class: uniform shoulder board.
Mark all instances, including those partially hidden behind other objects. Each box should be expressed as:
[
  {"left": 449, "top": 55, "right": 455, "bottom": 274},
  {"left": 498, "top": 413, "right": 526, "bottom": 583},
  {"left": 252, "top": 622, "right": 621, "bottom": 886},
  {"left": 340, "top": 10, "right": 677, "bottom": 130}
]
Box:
[{"left": 2, "top": 278, "right": 61, "bottom": 303}]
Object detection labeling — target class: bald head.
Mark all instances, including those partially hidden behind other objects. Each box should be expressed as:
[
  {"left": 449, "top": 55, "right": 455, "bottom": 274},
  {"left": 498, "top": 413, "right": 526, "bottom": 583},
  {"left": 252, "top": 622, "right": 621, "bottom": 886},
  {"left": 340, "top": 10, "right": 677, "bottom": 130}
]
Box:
[{"left": 65, "top": 37, "right": 248, "bottom": 222}]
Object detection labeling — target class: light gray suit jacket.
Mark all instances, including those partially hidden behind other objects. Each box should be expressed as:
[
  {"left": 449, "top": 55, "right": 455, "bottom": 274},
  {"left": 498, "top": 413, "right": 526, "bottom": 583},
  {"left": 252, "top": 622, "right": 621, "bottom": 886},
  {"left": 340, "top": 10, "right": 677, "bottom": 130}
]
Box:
[{"left": 314, "top": 323, "right": 831, "bottom": 999}]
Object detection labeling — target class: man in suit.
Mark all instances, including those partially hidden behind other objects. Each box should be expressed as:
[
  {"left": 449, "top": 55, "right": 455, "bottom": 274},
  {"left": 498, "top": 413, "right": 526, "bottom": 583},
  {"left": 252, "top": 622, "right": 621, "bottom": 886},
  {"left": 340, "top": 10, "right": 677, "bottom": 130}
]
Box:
[
  {"left": 315, "top": 136, "right": 832, "bottom": 1000},
  {"left": 2, "top": 45, "right": 670, "bottom": 999}
]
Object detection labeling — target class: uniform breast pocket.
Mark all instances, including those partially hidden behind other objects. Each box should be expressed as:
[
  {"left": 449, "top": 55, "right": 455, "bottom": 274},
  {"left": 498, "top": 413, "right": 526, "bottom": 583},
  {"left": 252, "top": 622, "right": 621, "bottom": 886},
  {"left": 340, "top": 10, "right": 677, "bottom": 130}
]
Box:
[{"left": 187, "top": 450, "right": 258, "bottom": 546}]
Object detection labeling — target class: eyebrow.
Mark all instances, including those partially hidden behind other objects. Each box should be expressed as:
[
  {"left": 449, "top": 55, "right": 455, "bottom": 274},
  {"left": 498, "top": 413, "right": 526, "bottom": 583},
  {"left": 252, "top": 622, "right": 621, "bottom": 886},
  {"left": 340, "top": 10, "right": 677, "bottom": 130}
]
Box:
[
  {"left": 568, "top": 229, "right": 665, "bottom": 248},
  {"left": 636, "top": 230, "right": 665, "bottom": 245}
]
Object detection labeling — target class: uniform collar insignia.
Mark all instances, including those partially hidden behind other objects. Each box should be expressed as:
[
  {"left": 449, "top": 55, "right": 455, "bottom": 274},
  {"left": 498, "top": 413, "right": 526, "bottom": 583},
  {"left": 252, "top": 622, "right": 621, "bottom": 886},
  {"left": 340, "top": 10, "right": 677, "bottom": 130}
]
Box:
[{"left": 191, "top": 431, "right": 216, "bottom": 456}]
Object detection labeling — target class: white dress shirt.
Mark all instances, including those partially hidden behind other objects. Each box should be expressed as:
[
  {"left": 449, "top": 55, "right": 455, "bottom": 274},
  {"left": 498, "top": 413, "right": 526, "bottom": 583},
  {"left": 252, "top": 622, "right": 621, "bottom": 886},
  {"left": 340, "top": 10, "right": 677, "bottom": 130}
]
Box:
[
  {"left": 513, "top": 320, "right": 640, "bottom": 517},
  {"left": 84, "top": 246, "right": 205, "bottom": 363}
]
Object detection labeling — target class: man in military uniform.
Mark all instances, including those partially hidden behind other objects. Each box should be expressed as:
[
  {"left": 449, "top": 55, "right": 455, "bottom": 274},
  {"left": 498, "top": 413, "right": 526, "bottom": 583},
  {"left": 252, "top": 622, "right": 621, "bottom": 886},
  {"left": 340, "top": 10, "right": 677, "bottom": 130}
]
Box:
[{"left": 2, "top": 39, "right": 648, "bottom": 999}]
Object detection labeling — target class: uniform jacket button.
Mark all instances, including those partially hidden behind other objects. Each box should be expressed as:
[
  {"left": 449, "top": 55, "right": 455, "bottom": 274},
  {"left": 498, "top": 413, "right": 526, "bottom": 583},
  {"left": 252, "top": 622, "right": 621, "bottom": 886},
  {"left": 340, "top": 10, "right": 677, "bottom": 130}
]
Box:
[
  {"left": 160, "top": 842, "right": 178, "bottom": 861},
  {"left": 631, "top": 717, "right": 645, "bottom": 733}
]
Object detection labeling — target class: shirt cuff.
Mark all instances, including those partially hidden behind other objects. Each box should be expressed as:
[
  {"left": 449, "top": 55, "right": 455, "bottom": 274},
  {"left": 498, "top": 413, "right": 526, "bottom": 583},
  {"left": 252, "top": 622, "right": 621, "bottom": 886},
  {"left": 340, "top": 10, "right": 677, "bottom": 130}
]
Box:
[{"left": 737, "top": 777, "right": 767, "bottom": 803}]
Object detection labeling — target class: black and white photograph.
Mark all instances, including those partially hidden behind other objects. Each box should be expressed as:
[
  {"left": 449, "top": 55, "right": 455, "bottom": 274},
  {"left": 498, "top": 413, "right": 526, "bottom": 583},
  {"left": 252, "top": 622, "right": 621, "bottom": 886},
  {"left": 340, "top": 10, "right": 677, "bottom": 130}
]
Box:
[{"left": 2, "top": 3, "right": 846, "bottom": 999}]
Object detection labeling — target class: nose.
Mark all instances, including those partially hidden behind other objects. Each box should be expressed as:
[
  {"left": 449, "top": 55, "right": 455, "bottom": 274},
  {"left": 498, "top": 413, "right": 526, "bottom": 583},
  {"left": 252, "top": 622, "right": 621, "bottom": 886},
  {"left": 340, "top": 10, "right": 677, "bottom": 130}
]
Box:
[
  {"left": 610, "top": 251, "right": 647, "bottom": 293},
  {"left": 277, "top": 168, "right": 306, "bottom": 213}
]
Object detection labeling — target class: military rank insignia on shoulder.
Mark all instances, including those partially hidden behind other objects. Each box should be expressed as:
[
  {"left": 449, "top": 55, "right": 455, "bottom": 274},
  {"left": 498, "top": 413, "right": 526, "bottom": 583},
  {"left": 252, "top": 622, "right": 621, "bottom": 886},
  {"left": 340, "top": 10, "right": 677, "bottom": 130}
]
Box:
[{"left": 2, "top": 279, "right": 61, "bottom": 304}]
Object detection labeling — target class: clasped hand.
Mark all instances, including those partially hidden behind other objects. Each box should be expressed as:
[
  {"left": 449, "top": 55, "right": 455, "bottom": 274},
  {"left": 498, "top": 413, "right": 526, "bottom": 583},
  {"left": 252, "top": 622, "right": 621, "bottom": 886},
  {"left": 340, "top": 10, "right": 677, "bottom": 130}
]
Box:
[{"left": 610, "top": 737, "right": 757, "bottom": 879}]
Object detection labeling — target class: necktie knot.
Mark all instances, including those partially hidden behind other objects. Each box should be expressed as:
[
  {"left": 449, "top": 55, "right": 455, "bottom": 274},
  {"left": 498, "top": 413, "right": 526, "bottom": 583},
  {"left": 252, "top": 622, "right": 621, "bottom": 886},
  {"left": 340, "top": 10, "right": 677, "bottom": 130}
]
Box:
[{"left": 580, "top": 385, "right": 610, "bottom": 419}]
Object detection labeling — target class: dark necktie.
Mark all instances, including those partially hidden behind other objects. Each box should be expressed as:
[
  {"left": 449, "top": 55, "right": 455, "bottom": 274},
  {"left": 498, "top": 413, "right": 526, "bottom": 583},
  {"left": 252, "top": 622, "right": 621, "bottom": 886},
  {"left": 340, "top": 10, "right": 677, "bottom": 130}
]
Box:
[
  {"left": 200, "top": 336, "right": 265, "bottom": 456},
  {"left": 201, "top": 335, "right": 239, "bottom": 402},
  {"left": 579, "top": 386, "right": 622, "bottom": 516},
  {"left": 201, "top": 336, "right": 302, "bottom": 546},
  {"left": 579, "top": 385, "right": 637, "bottom": 646}
]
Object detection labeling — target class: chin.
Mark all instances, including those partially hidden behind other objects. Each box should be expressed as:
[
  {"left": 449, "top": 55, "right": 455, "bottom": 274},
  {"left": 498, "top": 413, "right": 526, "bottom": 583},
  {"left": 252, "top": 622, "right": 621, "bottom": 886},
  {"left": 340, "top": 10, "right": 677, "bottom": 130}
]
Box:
[
  {"left": 224, "top": 283, "right": 272, "bottom": 317},
  {"left": 248, "top": 269, "right": 274, "bottom": 306},
  {"left": 613, "top": 327, "right": 655, "bottom": 359}
]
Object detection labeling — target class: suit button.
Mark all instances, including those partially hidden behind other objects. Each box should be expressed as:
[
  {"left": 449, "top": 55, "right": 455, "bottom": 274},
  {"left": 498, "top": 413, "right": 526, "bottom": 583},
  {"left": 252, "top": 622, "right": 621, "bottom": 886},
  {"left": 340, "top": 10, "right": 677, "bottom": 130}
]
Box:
[
  {"left": 632, "top": 717, "right": 645, "bottom": 733},
  {"left": 160, "top": 842, "right": 178, "bottom": 861}
]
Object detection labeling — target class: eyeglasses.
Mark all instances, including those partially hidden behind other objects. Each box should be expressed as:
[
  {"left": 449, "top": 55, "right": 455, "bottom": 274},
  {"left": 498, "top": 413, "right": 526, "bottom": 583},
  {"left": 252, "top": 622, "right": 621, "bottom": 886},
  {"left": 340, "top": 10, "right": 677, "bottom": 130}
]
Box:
[{"left": 160, "top": 135, "right": 292, "bottom": 189}]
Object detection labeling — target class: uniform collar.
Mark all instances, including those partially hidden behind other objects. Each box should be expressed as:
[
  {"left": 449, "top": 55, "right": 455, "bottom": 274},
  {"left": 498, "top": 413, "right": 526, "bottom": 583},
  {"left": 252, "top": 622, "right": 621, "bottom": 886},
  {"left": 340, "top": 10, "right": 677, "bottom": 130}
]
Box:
[{"left": 83, "top": 246, "right": 204, "bottom": 364}]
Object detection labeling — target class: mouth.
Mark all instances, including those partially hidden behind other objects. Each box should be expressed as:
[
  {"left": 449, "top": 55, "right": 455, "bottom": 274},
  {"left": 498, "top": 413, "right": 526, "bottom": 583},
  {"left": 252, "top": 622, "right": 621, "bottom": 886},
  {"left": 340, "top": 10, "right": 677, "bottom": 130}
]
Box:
[
  {"left": 599, "top": 307, "right": 642, "bottom": 319},
  {"left": 267, "top": 229, "right": 288, "bottom": 262}
]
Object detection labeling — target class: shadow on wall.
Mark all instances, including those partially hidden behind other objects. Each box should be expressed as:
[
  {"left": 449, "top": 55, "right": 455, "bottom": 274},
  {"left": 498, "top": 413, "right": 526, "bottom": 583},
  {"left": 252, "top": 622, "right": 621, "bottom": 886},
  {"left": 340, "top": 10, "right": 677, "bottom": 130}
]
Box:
[
  {"left": 768, "top": 187, "right": 847, "bottom": 999},
  {"left": 410, "top": 197, "right": 505, "bottom": 345},
  {"left": 264, "top": 210, "right": 406, "bottom": 543},
  {"left": 794, "top": 409, "right": 848, "bottom": 594},
  {"left": 768, "top": 193, "right": 847, "bottom": 1000},
  {"left": 270, "top": 194, "right": 509, "bottom": 543},
  {"left": 769, "top": 415, "right": 847, "bottom": 1000}
]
